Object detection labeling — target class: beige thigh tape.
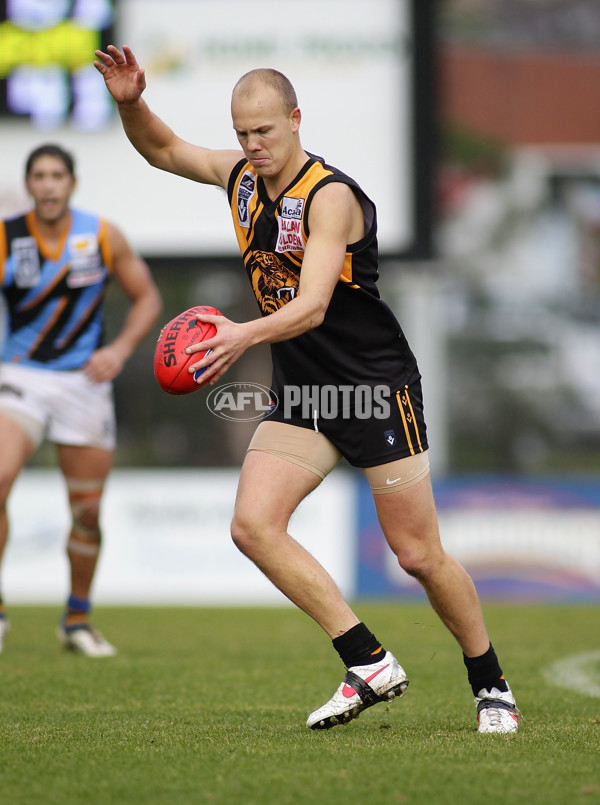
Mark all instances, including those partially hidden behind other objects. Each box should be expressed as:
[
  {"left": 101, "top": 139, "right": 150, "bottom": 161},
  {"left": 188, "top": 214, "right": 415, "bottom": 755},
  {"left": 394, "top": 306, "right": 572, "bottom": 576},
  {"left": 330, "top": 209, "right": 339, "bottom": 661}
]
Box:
[
  {"left": 364, "top": 451, "right": 430, "bottom": 494},
  {"left": 247, "top": 420, "right": 342, "bottom": 480}
]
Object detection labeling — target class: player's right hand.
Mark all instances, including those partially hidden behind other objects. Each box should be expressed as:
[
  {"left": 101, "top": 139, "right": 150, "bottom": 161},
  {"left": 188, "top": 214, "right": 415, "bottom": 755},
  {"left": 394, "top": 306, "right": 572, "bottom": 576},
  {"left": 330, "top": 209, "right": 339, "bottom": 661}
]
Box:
[{"left": 93, "top": 45, "right": 146, "bottom": 104}]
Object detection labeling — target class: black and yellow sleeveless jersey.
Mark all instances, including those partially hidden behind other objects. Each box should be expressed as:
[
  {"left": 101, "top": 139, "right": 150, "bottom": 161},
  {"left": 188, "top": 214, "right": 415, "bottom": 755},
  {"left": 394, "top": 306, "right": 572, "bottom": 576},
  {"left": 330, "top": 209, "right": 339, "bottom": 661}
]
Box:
[{"left": 227, "top": 154, "right": 422, "bottom": 393}]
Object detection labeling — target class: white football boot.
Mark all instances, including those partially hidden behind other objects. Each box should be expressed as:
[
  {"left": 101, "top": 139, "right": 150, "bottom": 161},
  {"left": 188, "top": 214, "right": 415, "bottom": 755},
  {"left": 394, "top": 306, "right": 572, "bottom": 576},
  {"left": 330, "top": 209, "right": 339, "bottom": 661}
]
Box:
[
  {"left": 475, "top": 686, "right": 520, "bottom": 734},
  {"left": 57, "top": 620, "right": 117, "bottom": 657},
  {"left": 307, "top": 651, "right": 408, "bottom": 729}
]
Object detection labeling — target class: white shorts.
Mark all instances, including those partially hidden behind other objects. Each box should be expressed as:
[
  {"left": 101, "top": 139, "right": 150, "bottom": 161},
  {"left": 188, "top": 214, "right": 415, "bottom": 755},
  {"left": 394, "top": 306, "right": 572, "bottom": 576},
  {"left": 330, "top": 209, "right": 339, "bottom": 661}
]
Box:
[{"left": 0, "top": 362, "right": 116, "bottom": 451}]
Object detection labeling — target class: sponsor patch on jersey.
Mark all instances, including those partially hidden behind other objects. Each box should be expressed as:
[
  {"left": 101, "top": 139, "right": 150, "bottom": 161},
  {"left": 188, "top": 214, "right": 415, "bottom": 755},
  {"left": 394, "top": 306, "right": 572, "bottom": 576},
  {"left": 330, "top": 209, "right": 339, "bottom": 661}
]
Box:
[
  {"left": 67, "top": 234, "right": 104, "bottom": 287},
  {"left": 275, "top": 196, "right": 305, "bottom": 253},
  {"left": 237, "top": 170, "right": 256, "bottom": 228},
  {"left": 69, "top": 233, "right": 98, "bottom": 257},
  {"left": 281, "top": 196, "right": 304, "bottom": 220},
  {"left": 11, "top": 236, "right": 41, "bottom": 288}
]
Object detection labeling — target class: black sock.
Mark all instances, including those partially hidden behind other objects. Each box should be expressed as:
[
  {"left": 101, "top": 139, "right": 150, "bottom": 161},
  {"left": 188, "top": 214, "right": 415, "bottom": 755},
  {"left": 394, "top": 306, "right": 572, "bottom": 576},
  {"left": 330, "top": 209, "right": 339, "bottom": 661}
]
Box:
[
  {"left": 332, "top": 622, "right": 385, "bottom": 668},
  {"left": 463, "top": 643, "right": 509, "bottom": 696}
]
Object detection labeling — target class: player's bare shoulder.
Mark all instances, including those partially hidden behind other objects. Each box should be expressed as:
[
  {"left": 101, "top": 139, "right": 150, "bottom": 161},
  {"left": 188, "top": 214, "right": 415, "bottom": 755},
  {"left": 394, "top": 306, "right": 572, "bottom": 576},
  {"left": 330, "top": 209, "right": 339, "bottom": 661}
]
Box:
[
  {"left": 103, "top": 220, "right": 132, "bottom": 261},
  {"left": 308, "top": 181, "right": 364, "bottom": 244},
  {"left": 102, "top": 221, "right": 150, "bottom": 282},
  {"left": 208, "top": 148, "right": 246, "bottom": 189}
]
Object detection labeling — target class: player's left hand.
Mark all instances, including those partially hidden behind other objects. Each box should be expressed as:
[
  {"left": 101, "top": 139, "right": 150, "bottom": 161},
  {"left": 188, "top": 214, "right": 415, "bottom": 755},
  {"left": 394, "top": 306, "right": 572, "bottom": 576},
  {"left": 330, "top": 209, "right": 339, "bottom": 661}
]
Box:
[
  {"left": 186, "top": 313, "right": 249, "bottom": 386},
  {"left": 83, "top": 346, "right": 125, "bottom": 383}
]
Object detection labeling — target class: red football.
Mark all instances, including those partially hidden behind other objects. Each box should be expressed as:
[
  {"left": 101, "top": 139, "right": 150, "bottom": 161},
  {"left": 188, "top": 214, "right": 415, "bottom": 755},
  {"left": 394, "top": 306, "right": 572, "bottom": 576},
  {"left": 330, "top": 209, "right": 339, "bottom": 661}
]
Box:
[{"left": 154, "top": 305, "right": 222, "bottom": 395}]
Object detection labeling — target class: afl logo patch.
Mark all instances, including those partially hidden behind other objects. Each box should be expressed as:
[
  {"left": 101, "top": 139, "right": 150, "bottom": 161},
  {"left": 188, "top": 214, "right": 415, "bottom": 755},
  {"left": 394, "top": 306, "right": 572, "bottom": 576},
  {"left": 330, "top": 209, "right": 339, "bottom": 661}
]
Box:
[
  {"left": 237, "top": 170, "right": 256, "bottom": 228},
  {"left": 384, "top": 429, "right": 396, "bottom": 446},
  {"left": 12, "top": 236, "right": 41, "bottom": 288}
]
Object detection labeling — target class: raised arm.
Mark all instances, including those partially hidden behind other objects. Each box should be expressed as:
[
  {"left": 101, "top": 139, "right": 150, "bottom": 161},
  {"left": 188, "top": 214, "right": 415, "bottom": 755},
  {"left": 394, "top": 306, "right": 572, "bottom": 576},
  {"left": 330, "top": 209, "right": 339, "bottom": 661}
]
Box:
[{"left": 94, "top": 45, "right": 241, "bottom": 189}]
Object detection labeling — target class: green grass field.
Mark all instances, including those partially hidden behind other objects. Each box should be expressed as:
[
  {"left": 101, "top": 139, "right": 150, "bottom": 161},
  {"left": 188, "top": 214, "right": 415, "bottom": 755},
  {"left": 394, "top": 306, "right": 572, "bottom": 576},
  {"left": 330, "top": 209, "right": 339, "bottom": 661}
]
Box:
[{"left": 0, "top": 603, "right": 598, "bottom": 805}]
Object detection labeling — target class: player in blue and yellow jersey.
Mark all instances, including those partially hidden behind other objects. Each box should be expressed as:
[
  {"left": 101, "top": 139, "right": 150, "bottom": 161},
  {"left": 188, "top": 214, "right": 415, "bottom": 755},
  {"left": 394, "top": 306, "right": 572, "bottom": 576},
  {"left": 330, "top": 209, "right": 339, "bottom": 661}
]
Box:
[
  {"left": 0, "top": 144, "right": 162, "bottom": 657},
  {"left": 95, "top": 46, "right": 519, "bottom": 733}
]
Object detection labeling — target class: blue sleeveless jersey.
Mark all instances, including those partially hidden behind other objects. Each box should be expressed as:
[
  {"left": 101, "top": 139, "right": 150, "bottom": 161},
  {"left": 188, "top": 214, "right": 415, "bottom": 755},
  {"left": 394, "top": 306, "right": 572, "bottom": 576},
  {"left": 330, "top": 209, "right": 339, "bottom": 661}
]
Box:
[{"left": 0, "top": 209, "right": 113, "bottom": 370}]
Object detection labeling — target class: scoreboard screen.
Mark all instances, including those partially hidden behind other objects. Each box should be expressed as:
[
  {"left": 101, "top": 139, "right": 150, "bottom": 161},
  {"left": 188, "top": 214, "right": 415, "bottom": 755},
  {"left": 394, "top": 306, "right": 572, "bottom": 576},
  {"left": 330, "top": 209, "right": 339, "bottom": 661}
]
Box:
[
  {"left": 0, "top": 0, "right": 434, "bottom": 258},
  {"left": 0, "top": 0, "right": 115, "bottom": 130}
]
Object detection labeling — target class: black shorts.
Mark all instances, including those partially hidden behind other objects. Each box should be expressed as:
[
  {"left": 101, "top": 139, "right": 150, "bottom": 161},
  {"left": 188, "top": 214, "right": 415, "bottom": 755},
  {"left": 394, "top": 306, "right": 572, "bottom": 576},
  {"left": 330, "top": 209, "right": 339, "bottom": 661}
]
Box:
[{"left": 266, "top": 375, "right": 428, "bottom": 468}]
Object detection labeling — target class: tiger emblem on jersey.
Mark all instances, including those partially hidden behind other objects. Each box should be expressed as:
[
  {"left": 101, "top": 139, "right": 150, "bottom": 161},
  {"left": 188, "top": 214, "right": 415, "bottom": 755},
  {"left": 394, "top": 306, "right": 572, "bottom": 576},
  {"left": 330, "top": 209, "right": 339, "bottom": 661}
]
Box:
[{"left": 249, "top": 251, "right": 300, "bottom": 315}]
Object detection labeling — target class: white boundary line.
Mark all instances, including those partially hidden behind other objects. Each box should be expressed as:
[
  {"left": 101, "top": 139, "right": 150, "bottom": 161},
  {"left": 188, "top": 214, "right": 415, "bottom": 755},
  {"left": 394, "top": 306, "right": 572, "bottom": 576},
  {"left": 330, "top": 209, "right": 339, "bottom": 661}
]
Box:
[{"left": 543, "top": 650, "right": 600, "bottom": 698}]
